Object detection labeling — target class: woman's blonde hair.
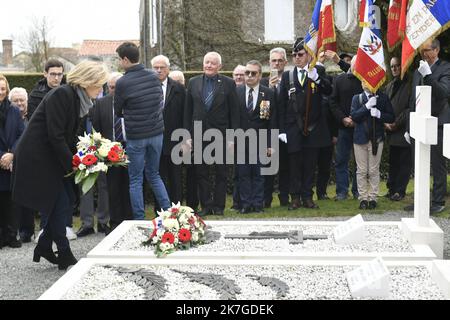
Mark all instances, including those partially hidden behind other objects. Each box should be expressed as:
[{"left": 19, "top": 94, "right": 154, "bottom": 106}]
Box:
[
  {"left": 0, "top": 74, "right": 11, "bottom": 97},
  {"left": 67, "top": 60, "right": 109, "bottom": 88}
]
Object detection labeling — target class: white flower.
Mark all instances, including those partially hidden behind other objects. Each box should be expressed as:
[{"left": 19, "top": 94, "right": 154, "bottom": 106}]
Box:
[
  {"left": 98, "top": 144, "right": 110, "bottom": 158},
  {"left": 156, "top": 229, "right": 165, "bottom": 237},
  {"left": 90, "top": 162, "right": 108, "bottom": 173},
  {"left": 93, "top": 132, "right": 102, "bottom": 142},
  {"left": 192, "top": 232, "right": 199, "bottom": 242},
  {"left": 163, "top": 218, "right": 179, "bottom": 230},
  {"left": 78, "top": 164, "right": 86, "bottom": 170}
]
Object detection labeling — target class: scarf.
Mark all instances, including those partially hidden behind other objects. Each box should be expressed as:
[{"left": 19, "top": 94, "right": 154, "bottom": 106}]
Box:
[{"left": 76, "top": 87, "right": 93, "bottom": 118}]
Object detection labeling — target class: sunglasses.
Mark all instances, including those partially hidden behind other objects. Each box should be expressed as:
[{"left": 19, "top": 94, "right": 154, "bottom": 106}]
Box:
[
  {"left": 245, "top": 70, "right": 259, "bottom": 77},
  {"left": 292, "top": 52, "right": 306, "bottom": 58}
]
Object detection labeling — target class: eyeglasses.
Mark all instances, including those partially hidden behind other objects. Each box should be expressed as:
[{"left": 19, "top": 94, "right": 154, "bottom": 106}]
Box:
[
  {"left": 271, "top": 59, "right": 285, "bottom": 63},
  {"left": 292, "top": 52, "right": 306, "bottom": 58},
  {"left": 390, "top": 64, "right": 400, "bottom": 69},
  {"left": 49, "top": 72, "right": 64, "bottom": 78},
  {"left": 244, "top": 71, "right": 258, "bottom": 77}
]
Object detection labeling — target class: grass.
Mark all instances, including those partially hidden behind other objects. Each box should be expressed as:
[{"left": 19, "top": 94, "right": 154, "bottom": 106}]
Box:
[{"left": 65, "top": 176, "right": 450, "bottom": 231}]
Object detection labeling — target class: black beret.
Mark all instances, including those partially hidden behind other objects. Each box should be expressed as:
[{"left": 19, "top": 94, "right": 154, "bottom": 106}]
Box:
[
  {"left": 339, "top": 52, "right": 353, "bottom": 60},
  {"left": 293, "top": 37, "right": 305, "bottom": 53}
]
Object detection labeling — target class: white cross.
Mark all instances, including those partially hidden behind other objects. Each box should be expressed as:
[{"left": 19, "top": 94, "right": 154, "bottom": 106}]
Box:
[
  {"left": 409, "top": 86, "right": 437, "bottom": 227},
  {"left": 444, "top": 124, "right": 450, "bottom": 160}
]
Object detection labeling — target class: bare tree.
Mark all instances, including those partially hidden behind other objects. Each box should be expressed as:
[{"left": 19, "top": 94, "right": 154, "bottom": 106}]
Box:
[{"left": 19, "top": 16, "right": 53, "bottom": 72}]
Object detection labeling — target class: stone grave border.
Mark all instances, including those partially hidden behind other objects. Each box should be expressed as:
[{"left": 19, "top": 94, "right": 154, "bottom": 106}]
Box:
[
  {"left": 87, "top": 220, "right": 437, "bottom": 261},
  {"left": 38, "top": 258, "right": 450, "bottom": 300}
]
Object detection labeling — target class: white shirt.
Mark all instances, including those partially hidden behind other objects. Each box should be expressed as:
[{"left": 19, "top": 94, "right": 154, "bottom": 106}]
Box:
[
  {"left": 245, "top": 84, "right": 259, "bottom": 111},
  {"left": 161, "top": 78, "right": 168, "bottom": 105}
]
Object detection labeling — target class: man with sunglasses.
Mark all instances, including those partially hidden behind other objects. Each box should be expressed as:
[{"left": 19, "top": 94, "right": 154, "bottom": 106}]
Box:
[
  {"left": 278, "top": 38, "right": 332, "bottom": 210},
  {"left": 384, "top": 57, "right": 411, "bottom": 202},
  {"left": 404, "top": 38, "right": 450, "bottom": 214}
]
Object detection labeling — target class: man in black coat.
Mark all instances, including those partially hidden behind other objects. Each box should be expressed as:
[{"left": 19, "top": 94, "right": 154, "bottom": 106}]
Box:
[
  {"left": 184, "top": 52, "right": 240, "bottom": 216},
  {"left": 384, "top": 57, "right": 411, "bottom": 201},
  {"left": 92, "top": 72, "right": 133, "bottom": 231},
  {"left": 405, "top": 38, "right": 450, "bottom": 214},
  {"left": 236, "top": 60, "right": 277, "bottom": 213},
  {"left": 27, "top": 59, "right": 65, "bottom": 120},
  {"left": 278, "top": 38, "right": 332, "bottom": 210},
  {"left": 260, "top": 47, "right": 290, "bottom": 208},
  {"left": 329, "top": 56, "right": 362, "bottom": 201},
  {"left": 151, "top": 55, "right": 185, "bottom": 208}
]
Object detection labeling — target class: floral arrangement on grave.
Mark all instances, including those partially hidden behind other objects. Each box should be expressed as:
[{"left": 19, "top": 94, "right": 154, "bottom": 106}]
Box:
[
  {"left": 143, "top": 203, "right": 207, "bottom": 258},
  {"left": 259, "top": 97, "right": 271, "bottom": 120},
  {"left": 69, "top": 130, "right": 129, "bottom": 194}
]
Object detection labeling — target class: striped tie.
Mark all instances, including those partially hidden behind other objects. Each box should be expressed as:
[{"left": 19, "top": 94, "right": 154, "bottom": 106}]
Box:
[
  {"left": 114, "top": 116, "right": 123, "bottom": 142},
  {"left": 247, "top": 88, "right": 254, "bottom": 113}
]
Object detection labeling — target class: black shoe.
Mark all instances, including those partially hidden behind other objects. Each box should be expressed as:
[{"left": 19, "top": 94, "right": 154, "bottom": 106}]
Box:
[
  {"left": 288, "top": 199, "right": 301, "bottom": 211},
  {"left": 278, "top": 195, "right": 289, "bottom": 206},
  {"left": 383, "top": 192, "right": 392, "bottom": 198},
  {"left": 33, "top": 244, "right": 58, "bottom": 264},
  {"left": 214, "top": 209, "right": 224, "bottom": 216},
  {"left": 264, "top": 202, "right": 272, "bottom": 208},
  {"left": 76, "top": 227, "right": 95, "bottom": 238},
  {"left": 390, "top": 193, "right": 404, "bottom": 201},
  {"left": 230, "top": 205, "right": 241, "bottom": 211},
  {"left": 58, "top": 248, "right": 78, "bottom": 270},
  {"left": 20, "top": 232, "right": 32, "bottom": 243},
  {"left": 7, "top": 238, "right": 22, "bottom": 248},
  {"left": 317, "top": 194, "right": 329, "bottom": 200},
  {"left": 368, "top": 200, "right": 377, "bottom": 209},
  {"left": 430, "top": 204, "right": 445, "bottom": 214},
  {"left": 404, "top": 204, "right": 414, "bottom": 211},
  {"left": 240, "top": 207, "right": 252, "bottom": 214},
  {"left": 359, "top": 200, "right": 369, "bottom": 210},
  {"left": 97, "top": 223, "right": 111, "bottom": 235},
  {"left": 303, "top": 199, "right": 319, "bottom": 209},
  {"left": 197, "top": 207, "right": 213, "bottom": 217},
  {"left": 254, "top": 207, "right": 264, "bottom": 213}
]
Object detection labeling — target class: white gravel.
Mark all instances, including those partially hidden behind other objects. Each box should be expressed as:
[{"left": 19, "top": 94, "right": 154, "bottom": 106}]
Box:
[
  {"left": 112, "top": 224, "right": 414, "bottom": 253},
  {"left": 62, "top": 264, "right": 445, "bottom": 300}
]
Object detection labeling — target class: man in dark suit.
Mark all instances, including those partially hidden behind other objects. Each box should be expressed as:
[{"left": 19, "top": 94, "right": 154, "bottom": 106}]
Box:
[
  {"left": 260, "top": 47, "right": 290, "bottom": 208},
  {"left": 384, "top": 57, "right": 411, "bottom": 201},
  {"left": 237, "top": 60, "right": 277, "bottom": 213},
  {"left": 405, "top": 38, "right": 450, "bottom": 214},
  {"left": 92, "top": 72, "right": 133, "bottom": 230},
  {"left": 278, "top": 38, "right": 332, "bottom": 210},
  {"left": 151, "top": 55, "right": 185, "bottom": 208},
  {"left": 184, "top": 52, "right": 240, "bottom": 216}
]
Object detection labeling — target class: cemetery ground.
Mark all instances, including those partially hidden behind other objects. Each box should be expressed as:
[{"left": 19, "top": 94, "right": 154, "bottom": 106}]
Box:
[{"left": 0, "top": 177, "right": 449, "bottom": 300}]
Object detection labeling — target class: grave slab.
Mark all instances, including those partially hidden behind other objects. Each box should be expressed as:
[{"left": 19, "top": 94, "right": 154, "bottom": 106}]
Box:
[{"left": 432, "top": 260, "right": 450, "bottom": 299}]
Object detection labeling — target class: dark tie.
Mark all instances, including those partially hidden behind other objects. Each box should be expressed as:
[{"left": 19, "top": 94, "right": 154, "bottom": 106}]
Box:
[
  {"left": 247, "top": 88, "right": 254, "bottom": 113},
  {"left": 114, "top": 116, "right": 123, "bottom": 142},
  {"left": 204, "top": 78, "right": 214, "bottom": 111},
  {"left": 299, "top": 70, "right": 306, "bottom": 86},
  {"left": 86, "top": 117, "right": 92, "bottom": 134}
]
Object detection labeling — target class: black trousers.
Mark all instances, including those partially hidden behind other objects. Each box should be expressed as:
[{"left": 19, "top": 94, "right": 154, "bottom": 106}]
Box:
[
  {"left": 431, "top": 127, "right": 447, "bottom": 205},
  {"left": 289, "top": 147, "right": 319, "bottom": 200},
  {"left": 195, "top": 163, "right": 228, "bottom": 211},
  {"left": 17, "top": 204, "right": 35, "bottom": 238},
  {"left": 232, "top": 165, "right": 241, "bottom": 208},
  {"left": 238, "top": 162, "right": 265, "bottom": 209},
  {"left": 264, "top": 140, "right": 290, "bottom": 204},
  {"left": 107, "top": 167, "right": 133, "bottom": 230},
  {"left": 387, "top": 145, "right": 411, "bottom": 196},
  {"left": 0, "top": 191, "right": 18, "bottom": 244},
  {"left": 316, "top": 145, "right": 333, "bottom": 197},
  {"left": 185, "top": 163, "right": 199, "bottom": 210},
  {"left": 159, "top": 154, "right": 182, "bottom": 206}
]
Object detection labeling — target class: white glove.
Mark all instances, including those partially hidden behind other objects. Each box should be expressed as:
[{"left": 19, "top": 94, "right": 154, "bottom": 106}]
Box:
[
  {"left": 365, "top": 96, "right": 377, "bottom": 109},
  {"left": 307, "top": 67, "right": 319, "bottom": 82},
  {"left": 404, "top": 132, "right": 411, "bottom": 144},
  {"left": 278, "top": 133, "right": 287, "bottom": 143},
  {"left": 418, "top": 60, "right": 432, "bottom": 77},
  {"left": 370, "top": 108, "right": 381, "bottom": 118}
]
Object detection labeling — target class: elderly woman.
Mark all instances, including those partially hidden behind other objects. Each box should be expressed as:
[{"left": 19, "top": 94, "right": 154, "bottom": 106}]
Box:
[
  {"left": 9, "top": 87, "right": 28, "bottom": 121},
  {"left": 12, "top": 60, "right": 109, "bottom": 270},
  {"left": 0, "top": 76, "right": 25, "bottom": 249}
]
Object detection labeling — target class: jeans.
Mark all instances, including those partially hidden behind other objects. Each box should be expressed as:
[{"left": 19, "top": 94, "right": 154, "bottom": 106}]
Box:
[
  {"left": 335, "top": 128, "right": 358, "bottom": 197},
  {"left": 126, "top": 134, "right": 170, "bottom": 220}
]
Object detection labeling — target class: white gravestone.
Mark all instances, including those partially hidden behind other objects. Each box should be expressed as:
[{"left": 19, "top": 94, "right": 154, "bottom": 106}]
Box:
[
  {"left": 346, "top": 257, "right": 390, "bottom": 298},
  {"left": 402, "top": 86, "right": 444, "bottom": 258},
  {"left": 332, "top": 214, "right": 365, "bottom": 245}
]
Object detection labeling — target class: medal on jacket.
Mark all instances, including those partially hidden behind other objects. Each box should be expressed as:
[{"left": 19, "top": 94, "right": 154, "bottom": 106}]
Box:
[{"left": 311, "top": 82, "right": 316, "bottom": 93}]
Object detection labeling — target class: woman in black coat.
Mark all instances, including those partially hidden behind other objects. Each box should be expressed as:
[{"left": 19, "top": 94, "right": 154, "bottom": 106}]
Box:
[
  {"left": 0, "top": 75, "right": 25, "bottom": 249},
  {"left": 12, "top": 60, "right": 109, "bottom": 270}
]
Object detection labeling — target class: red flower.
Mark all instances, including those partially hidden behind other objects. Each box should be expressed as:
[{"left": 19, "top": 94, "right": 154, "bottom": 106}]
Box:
[
  {"left": 178, "top": 228, "right": 191, "bottom": 243},
  {"left": 107, "top": 150, "right": 120, "bottom": 162},
  {"left": 72, "top": 155, "right": 81, "bottom": 168},
  {"left": 161, "top": 232, "right": 175, "bottom": 244},
  {"left": 81, "top": 154, "right": 98, "bottom": 166},
  {"left": 111, "top": 145, "right": 121, "bottom": 152},
  {"left": 171, "top": 207, "right": 179, "bottom": 214},
  {"left": 88, "top": 146, "right": 97, "bottom": 152}
]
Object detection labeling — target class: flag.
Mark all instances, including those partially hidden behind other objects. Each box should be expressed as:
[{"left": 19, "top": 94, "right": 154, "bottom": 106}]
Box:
[
  {"left": 401, "top": 0, "right": 450, "bottom": 78},
  {"left": 359, "top": 0, "right": 367, "bottom": 27},
  {"left": 354, "top": 0, "right": 386, "bottom": 93},
  {"left": 387, "top": 0, "right": 407, "bottom": 51},
  {"left": 304, "top": 0, "right": 336, "bottom": 67}
]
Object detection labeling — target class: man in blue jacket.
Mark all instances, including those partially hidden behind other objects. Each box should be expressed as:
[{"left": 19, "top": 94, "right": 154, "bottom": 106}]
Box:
[{"left": 114, "top": 42, "right": 170, "bottom": 220}]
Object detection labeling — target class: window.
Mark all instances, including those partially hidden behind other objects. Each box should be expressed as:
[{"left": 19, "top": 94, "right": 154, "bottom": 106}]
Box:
[{"left": 264, "top": 0, "right": 294, "bottom": 42}]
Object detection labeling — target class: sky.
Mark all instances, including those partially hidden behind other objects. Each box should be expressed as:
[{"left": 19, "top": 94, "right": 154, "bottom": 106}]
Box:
[{"left": 0, "top": 0, "right": 141, "bottom": 53}]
